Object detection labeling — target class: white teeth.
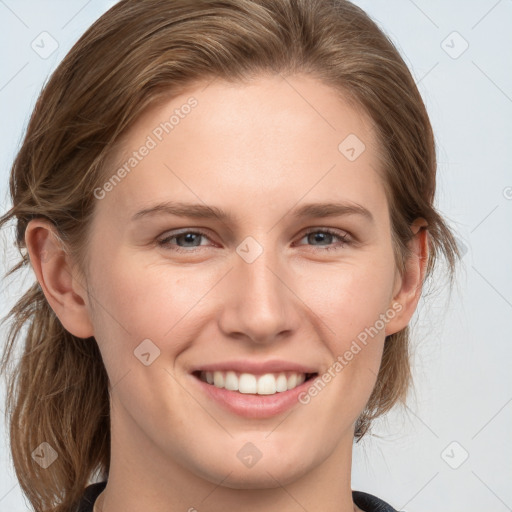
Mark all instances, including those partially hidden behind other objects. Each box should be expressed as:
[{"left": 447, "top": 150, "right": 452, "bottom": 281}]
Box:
[
  {"left": 224, "top": 371, "right": 238, "bottom": 391},
  {"left": 276, "top": 373, "right": 288, "bottom": 392},
  {"left": 287, "top": 373, "right": 297, "bottom": 389},
  {"left": 201, "top": 370, "right": 309, "bottom": 395},
  {"left": 213, "top": 371, "right": 224, "bottom": 388},
  {"left": 239, "top": 373, "right": 257, "bottom": 393},
  {"left": 257, "top": 374, "right": 276, "bottom": 395}
]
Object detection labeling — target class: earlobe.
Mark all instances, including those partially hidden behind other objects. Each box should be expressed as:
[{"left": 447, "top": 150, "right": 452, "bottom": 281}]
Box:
[
  {"left": 24, "top": 219, "right": 94, "bottom": 339},
  {"left": 385, "top": 219, "right": 429, "bottom": 336}
]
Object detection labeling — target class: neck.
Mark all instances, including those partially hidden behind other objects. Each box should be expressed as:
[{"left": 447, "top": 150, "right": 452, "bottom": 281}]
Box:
[
  {"left": 95, "top": 491, "right": 363, "bottom": 512},
  {"left": 97, "top": 398, "right": 360, "bottom": 512}
]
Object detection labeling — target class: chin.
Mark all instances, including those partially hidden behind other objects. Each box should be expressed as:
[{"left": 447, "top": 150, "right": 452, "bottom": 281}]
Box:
[
  {"left": 217, "top": 469, "right": 304, "bottom": 490},
  {"left": 196, "top": 456, "right": 312, "bottom": 490}
]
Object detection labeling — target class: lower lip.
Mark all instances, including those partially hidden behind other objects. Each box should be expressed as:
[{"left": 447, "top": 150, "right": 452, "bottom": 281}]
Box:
[{"left": 191, "top": 374, "right": 316, "bottom": 419}]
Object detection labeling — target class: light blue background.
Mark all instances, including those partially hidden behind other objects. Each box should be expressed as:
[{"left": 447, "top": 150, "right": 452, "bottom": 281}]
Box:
[{"left": 1, "top": 1, "right": 511, "bottom": 510}]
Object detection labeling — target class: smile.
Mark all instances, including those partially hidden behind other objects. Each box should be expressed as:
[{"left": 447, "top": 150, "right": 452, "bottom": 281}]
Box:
[{"left": 195, "top": 370, "right": 317, "bottom": 395}]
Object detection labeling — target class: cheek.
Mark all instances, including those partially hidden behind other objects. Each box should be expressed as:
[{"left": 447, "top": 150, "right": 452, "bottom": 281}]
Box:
[
  {"left": 299, "top": 256, "right": 397, "bottom": 345},
  {"left": 86, "top": 251, "right": 217, "bottom": 363},
  {"left": 295, "top": 260, "right": 396, "bottom": 430}
]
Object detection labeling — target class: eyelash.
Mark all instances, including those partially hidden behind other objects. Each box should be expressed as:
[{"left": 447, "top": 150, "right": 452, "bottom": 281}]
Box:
[{"left": 157, "top": 228, "right": 352, "bottom": 253}]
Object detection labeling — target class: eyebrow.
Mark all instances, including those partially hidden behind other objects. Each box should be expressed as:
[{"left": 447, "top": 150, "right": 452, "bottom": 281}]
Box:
[{"left": 130, "top": 200, "right": 374, "bottom": 224}]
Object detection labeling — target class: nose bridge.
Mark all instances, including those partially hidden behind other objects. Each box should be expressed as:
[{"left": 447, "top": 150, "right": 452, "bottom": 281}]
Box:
[{"left": 218, "top": 234, "right": 297, "bottom": 343}]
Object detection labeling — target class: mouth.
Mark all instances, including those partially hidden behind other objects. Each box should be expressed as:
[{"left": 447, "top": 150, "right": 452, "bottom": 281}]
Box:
[{"left": 192, "top": 370, "right": 318, "bottom": 396}]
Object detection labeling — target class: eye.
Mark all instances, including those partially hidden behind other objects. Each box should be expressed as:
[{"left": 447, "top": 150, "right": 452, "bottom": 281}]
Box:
[
  {"left": 296, "top": 228, "right": 351, "bottom": 251},
  {"left": 156, "top": 227, "right": 352, "bottom": 254},
  {"left": 157, "top": 230, "right": 213, "bottom": 253}
]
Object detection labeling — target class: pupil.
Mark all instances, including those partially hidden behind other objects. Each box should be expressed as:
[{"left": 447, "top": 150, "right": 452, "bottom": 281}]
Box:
[
  {"left": 310, "top": 232, "right": 331, "bottom": 245},
  {"left": 180, "top": 233, "right": 199, "bottom": 246}
]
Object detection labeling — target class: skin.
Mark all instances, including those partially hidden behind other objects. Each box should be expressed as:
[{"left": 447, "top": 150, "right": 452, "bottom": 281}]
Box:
[{"left": 25, "top": 74, "right": 428, "bottom": 512}]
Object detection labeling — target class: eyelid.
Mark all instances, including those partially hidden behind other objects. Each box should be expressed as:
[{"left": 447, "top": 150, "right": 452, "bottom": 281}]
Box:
[{"left": 299, "top": 226, "right": 351, "bottom": 240}]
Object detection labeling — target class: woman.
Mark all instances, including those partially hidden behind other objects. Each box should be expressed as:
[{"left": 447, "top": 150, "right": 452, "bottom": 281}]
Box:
[{"left": 0, "top": 1, "right": 460, "bottom": 511}]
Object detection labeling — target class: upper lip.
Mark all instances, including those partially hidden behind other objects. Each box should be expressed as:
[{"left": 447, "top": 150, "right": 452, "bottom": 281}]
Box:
[{"left": 191, "top": 359, "right": 318, "bottom": 375}]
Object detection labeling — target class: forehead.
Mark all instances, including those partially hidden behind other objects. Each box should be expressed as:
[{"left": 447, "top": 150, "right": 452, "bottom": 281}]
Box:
[{"left": 96, "top": 74, "right": 387, "bottom": 223}]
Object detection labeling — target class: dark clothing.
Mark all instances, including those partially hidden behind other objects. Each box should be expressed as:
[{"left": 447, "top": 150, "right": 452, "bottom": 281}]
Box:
[
  {"left": 75, "top": 481, "right": 403, "bottom": 512},
  {"left": 353, "top": 490, "right": 403, "bottom": 511},
  {"left": 74, "top": 481, "right": 107, "bottom": 512}
]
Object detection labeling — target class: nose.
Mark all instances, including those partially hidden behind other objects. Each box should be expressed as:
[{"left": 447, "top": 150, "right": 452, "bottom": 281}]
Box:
[{"left": 217, "top": 239, "right": 301, "bottom": 345}]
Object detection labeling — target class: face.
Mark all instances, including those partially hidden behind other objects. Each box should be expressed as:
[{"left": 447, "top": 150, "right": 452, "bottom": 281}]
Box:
[{"left": 47, "top": 74, "right": 414, "bottom": 489}]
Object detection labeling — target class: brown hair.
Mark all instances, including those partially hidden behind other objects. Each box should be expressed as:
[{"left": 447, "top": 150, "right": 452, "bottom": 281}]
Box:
[{"left": 0, "top": 0, "right": 460, "bottom": 510}]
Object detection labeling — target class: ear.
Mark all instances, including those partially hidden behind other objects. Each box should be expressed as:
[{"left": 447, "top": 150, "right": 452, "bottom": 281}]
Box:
[
  {"left": 24, "top": 219, "right": 94, "bottom": 339},
  {"left": 385, "top": 218, "right": 429, "bottom": 336}
]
